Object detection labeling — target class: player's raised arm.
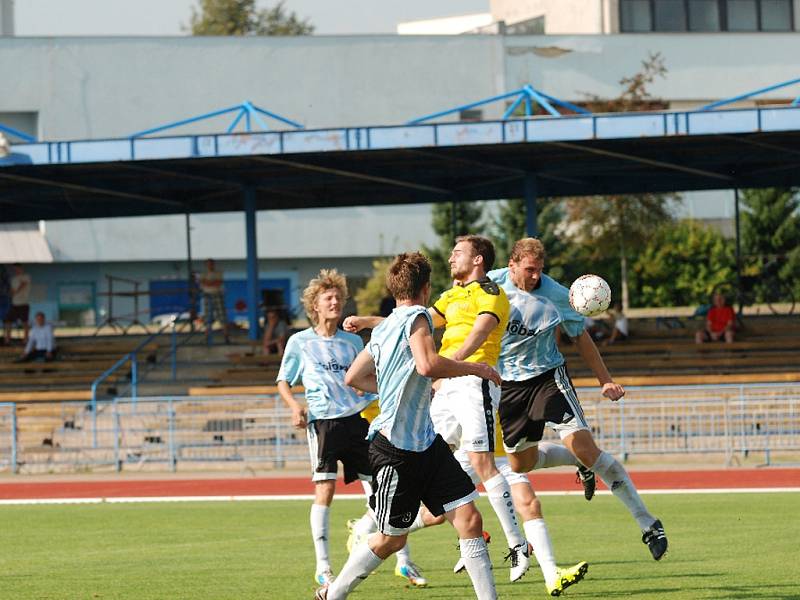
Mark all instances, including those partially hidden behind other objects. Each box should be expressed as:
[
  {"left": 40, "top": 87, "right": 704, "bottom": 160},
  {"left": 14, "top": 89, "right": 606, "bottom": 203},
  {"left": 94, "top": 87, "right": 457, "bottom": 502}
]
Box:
[
  {"left": 342, "top": 315, "right": 384, "bottom": 332},
  {"left": 572, "top": 330, "right": 625, "bottom": 401},
  {"left": 344, "top": 348, "right": 378, "bottom": 394},
  {"left": 409, "top": 314, "right": 501, "bottom": 385}
]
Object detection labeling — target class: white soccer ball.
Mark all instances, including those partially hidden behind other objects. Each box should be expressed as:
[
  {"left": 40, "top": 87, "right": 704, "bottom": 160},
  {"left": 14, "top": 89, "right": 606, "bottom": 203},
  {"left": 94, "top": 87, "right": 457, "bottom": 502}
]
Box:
[{"left": 569, "top": 274, "right": 611, "bottom": 317}]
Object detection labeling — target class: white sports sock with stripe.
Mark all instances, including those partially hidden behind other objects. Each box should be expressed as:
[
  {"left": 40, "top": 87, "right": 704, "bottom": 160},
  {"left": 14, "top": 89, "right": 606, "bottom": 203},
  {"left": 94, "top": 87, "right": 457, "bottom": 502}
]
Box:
[
  {"left": 484, "top": 473, "right": 526, "bottom": 548},
  {"left": 590, "top": 451, "right": 655, "bottom": 530},
  {"left": 523, "top": 518, "right": 558, "bottom": 587},
  {"left": 534, "top": 442, "right": 578, "bottom": 469},
  {"left": 460, "top": 536, "right": 497, "bottom": 600},
  {"left": 326, "top": 543, "right": 383, "bottom": 600},
  {"left": 310, "top": 503, "right": 330, "bottom": 573}
]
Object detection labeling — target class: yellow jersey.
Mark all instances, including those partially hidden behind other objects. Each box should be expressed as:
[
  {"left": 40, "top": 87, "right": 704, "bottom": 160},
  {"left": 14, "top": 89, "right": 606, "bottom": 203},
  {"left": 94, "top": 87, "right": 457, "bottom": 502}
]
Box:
[{"left": 433, "top": 277, "right": 510, "bottom": 366}]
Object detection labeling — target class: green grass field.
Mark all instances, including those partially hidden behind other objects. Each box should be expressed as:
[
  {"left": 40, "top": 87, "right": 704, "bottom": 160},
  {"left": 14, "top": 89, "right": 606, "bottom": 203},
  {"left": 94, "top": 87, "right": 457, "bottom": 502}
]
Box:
[{"left": 1, "top": 493, "right": 797, "bottom": 600}]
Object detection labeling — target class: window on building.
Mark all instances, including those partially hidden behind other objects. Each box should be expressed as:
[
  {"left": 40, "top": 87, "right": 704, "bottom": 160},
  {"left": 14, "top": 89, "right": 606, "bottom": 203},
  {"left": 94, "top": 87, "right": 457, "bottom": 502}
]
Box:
[
  {"left": 654, "top": 0, "right": 688, "bottom": 30},
  {"left": 761, "top": 0, "right": 793, "bottom": 29},
  {"left": 726, "top": 0, "right": 758, "bottom": 29},
  {"left": 459, "top": 109, "right": 483, "bottom": 122},
  {"left": 621, "top": 0, "right": 653, "bottom": 31},
  {"left": 689, "top": 0, "right": 721, "bottom": 30},
  {"left": 620, "top": 0, "right": 794, "bottom": 31},
  {"left": 505, "top": 15, "right": 546, "bottom": 35}
]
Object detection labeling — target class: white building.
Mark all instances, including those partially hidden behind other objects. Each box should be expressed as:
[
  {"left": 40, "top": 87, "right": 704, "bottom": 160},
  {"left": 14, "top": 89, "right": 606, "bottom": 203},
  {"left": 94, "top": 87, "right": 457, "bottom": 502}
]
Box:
[{"left": 1, "top": 4, "right": 798, "bottom": 324}]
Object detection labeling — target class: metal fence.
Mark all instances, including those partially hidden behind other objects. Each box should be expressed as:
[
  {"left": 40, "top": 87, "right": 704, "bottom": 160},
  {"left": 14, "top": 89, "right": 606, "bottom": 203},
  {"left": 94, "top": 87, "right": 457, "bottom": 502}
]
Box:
[{"left": 3, "top": 383, "right": 800, "bottom": 474}]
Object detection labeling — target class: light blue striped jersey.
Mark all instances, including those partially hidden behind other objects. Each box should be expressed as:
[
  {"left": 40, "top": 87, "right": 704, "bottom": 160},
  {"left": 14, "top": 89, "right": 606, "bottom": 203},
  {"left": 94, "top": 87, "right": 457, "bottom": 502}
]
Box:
[
  {"left": 277, "top": 327, "right": 373, "bottom": 422},
  {"left": 366, "top": 305, "right": 436, "bottom": 452},
  {"left": 488, "top": 268, "right": 586, "bottom": 381}
]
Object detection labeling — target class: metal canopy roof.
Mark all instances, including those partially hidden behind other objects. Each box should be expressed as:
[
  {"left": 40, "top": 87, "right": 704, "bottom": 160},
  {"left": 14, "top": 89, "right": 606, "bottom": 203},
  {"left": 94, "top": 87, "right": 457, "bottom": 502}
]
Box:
[{"left": 2, "top": 106, "right": 800, "bottom": 223}]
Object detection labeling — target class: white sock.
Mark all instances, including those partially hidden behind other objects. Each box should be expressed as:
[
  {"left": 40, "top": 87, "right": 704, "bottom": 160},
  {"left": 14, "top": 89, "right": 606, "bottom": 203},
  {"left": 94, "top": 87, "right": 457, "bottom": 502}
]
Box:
[
  {"left": 395, "top": 540, "right": 410, "bottom": 566},
  {"left": 523, "top": 518, "right": 558, "bottom": 587},
  {"left": 310, "top": 504, "right": 330, "bottom": 572},
  {"left": 353, "top": 511, "right": 377, "bottom": 537},
  {"left": 326, "top": 542, "right": 383, "bottom": 600},
  {"left": 591, "top": 451, "right": 655, "bottom": 530},
  {"left": 407, "top": 508, "right": 426, "bottom": 533},
  {"left": 534, "top": 442, "right": 578, "bottom": 469},
  {"left": 459, "top": 537, "right": 497, "bottom": 600},
  {"left": 484, "top": 473, "right": 526, "bottom": 548}
]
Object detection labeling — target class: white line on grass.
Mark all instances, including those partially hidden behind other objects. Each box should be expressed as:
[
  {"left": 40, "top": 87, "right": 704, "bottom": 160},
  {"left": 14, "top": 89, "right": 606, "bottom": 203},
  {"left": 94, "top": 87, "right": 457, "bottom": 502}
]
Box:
[{"left": 0, "top": 487, "right": 798, "bottom": 505}]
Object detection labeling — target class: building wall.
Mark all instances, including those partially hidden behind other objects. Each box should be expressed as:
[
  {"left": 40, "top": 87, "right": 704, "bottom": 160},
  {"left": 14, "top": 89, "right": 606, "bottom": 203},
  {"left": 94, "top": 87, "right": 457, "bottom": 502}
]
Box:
[
  {"left": 0, "top": 35, "right": 506, "bottom": 140},
  {"left": 491, "top": 0, "right": 608, "bottom": 33}
]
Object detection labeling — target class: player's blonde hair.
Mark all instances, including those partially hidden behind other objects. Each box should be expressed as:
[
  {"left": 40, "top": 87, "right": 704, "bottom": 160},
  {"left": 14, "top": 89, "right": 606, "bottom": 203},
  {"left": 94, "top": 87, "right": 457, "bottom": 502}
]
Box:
[
  {"left": 510, "top": 237, "right": 546, "bottom": 263},
  {"left": 302, "top": 269, "right": 348, "bottom": 325},
  {"left": 386, "top": 252, "right": 431, "bottom": 301}
]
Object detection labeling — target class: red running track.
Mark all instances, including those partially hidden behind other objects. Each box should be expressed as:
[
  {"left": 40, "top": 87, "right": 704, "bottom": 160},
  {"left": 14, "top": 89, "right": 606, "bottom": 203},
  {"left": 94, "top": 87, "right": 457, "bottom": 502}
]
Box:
[{"left": 0, "top": 468, "right": 797, "bottom": 500}]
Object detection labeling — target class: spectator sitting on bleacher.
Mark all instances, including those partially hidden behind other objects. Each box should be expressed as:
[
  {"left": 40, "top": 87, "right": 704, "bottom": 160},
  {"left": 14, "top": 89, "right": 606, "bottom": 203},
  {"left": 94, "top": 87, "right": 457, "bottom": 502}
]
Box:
[
  {"left": 262, "top": 308, "right": 288, "bottom": 356},
  {"left": 604, "top": 303, "right": 629, "bottom": 346},
  {"left": 17, "top": 312, "right": 56, "bottom": 362},
  {"left": 695, "top": 293, "right": 735, "bottom": 344},
  {"left": 584, "top": 315, "right": 609, "bottom": 342}
]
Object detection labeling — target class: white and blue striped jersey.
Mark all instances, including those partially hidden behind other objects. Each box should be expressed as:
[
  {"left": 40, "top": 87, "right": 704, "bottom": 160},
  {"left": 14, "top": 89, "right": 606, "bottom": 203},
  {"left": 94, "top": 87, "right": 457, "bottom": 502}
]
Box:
[
  {"left": 277, "top": 327, "right": 373, "bottom": 422},
  {"left": 488, "top": 268, "right": 586, "bottom": 382},
  {"left": 366, "top": 305, "right": 436, "bottom": 452}
]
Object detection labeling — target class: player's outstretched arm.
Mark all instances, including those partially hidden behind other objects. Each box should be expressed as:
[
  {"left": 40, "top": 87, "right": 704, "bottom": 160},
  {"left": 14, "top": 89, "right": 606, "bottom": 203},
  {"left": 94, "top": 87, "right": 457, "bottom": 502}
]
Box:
[
  {"left": 277, "top": 380, "right": 308, "bottom": 428},
  {"left": 344, "top": 348, "right": 378, "bottom": 394},
  {"left": 342, "top": 315, "right": 384, "bottom": 333},
  {"left": 572, "top": 330, "right": 625, "bottom": 401},
  {"left": 450, "top": 313, "right": 498, "bottom": 362},
  {"left": 409, "top": 315, "right": 501, "bottom": 384}
]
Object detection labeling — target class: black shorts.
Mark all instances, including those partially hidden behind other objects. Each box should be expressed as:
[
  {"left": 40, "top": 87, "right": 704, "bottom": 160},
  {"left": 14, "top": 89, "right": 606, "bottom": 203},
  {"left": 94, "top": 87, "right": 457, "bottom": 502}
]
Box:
[
  {"left": 368, "top": 433, "right": 477, "bottom": 535},
  {"left": 498, "top": 365, "right": 588, "bottom": 452},
  {"left": 306, "top": 413, "right": 372, "bottom": 484},
  {"left": 3, "top": 304, "right": 29, "bottom": 325}
]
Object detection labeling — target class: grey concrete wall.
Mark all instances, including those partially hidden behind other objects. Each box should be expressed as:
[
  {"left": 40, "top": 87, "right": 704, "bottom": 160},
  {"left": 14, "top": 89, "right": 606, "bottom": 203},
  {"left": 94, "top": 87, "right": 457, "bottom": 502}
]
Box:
[
  {"left": 43, "top": 203, "right": 440, "bottom": 262},
  {"left": 0, "top": 35, "right": 505, "bottom": 140}
]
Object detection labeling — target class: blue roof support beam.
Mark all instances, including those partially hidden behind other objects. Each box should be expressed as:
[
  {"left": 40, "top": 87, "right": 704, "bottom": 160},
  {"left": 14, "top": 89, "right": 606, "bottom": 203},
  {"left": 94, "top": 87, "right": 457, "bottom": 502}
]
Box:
[
  {"left": 129, "top": 101, "right": 303, "bottom": 139},
  {"left": 408, "top": 85, "right": 590, "bottom": 125},
  {"left": 700, "top": 77, "right": 800, "bottom": 111},
  {"left": 0, "top": 123, "right": 36, "bottom": 143},
  {"left": 244, "top": 187, "right": 260, "bottom": 342}
]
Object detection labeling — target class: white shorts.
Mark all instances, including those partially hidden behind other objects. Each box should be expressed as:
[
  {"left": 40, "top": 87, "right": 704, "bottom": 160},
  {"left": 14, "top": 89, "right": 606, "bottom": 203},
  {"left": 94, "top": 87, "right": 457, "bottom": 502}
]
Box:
[{"left": 431, "top": 375, "right": 500, "bottom": 453}]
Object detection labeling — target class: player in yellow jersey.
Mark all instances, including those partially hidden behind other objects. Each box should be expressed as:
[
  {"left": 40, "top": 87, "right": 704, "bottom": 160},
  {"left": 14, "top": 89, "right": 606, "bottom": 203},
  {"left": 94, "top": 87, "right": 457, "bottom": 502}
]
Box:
[{"left": 346, "top": 235, "right": 531, "bottom": 582}]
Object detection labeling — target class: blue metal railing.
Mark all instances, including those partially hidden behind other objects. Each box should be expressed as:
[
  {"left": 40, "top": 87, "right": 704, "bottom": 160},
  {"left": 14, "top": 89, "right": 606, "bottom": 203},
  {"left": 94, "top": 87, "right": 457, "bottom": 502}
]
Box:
[
  {"left": 90, "top": 320, "right": 200, "bottom": 447},
  {"left": 4, "top": 383, "right": 800, "bottom": 474}
]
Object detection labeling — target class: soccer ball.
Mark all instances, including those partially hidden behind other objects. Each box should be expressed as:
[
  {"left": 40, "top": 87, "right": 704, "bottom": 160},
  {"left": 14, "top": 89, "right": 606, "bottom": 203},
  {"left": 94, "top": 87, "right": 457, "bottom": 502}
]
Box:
[{"left": 569, "top": 274, "right": 611, "bottom": 317}]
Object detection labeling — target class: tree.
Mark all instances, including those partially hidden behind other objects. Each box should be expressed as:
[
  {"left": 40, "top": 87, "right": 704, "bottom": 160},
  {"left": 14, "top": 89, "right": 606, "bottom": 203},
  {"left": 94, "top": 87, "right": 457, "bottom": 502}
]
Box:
[
  {"left": 631, "top": 220, "right": 735, "bottom": 307},
  {"left": 740, "top": 187, "right": 800, "bottom": 299},
  {"left": 565, "top": 193, "right": 678, "bottom": 309},
  {"left": 488, "top": 197, "right": 581, "bottom": 284},
  {"left": 423, "top": 200, "right": 485, "bottom": 297},
  {"left": 354, "top": 258, "right": 392, "bottom": 316},
  {"left": 189, "top": 0, "right": 314, "bottom": 36},
  {"left": 563, "top": 52, "right": 677, "bottom": 310}
]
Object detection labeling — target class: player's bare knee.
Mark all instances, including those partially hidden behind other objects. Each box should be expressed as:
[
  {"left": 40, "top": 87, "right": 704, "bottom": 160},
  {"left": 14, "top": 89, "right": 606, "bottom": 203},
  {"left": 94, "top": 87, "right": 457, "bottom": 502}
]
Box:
[
  {"left": 313, "top": 480, "right": 336, "bottom": 505},
  {"left": 370, "top": 532, "right": 407, "bottom": 559},
  {"left": 449, "top": 502, "right": 483, "bottom": 538},
  {"left": 469, "top": 451, "right": 498, "bottom": 481}
]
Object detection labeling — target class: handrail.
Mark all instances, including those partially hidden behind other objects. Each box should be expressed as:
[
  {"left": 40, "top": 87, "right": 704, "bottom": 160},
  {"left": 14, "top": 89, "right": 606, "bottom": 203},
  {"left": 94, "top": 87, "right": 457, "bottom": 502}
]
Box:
[{"left": 89, "top": 317, "right": 200, "bottom": 447}]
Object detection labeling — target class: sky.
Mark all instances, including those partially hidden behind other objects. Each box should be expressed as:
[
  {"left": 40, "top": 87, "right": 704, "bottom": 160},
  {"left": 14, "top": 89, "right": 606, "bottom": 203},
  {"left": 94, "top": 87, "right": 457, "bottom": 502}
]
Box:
[{"left": 14, "top": 0, "right": 490, "bottom": 36}]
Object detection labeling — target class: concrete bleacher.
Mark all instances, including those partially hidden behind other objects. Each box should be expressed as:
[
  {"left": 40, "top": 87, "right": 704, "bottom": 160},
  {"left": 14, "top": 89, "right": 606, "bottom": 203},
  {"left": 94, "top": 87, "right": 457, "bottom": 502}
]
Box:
[
  {"left": 0, "top": 337, "right": 159, "bottom": 401},
  {"left": 564, "top": 314, "right": 800, "bottom": 386},
  {"left": 186, "top": 314, "right": 800, "bottom": 395}
]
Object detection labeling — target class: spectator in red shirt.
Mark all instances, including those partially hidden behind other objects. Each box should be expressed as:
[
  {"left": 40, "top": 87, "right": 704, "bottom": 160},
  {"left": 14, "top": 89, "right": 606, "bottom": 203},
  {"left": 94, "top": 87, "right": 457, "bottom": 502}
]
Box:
[{"left": 695, "top": 293, "right": 735, "bottom": 344}]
